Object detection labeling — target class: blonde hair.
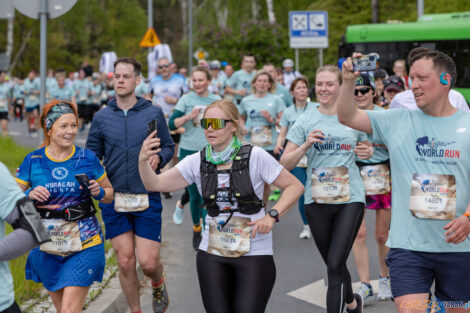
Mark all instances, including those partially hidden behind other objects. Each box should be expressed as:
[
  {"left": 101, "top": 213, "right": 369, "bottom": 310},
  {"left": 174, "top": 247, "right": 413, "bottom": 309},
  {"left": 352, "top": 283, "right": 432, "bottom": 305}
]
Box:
[
  {"left": 316, "top": 65, "right": 342, "bottom": 85},
  {"left": 251, "top": 70, "right": 276, "bottom": 94},
  {"left": 203, "top": 99, "right": 241, "bottom": 139}
]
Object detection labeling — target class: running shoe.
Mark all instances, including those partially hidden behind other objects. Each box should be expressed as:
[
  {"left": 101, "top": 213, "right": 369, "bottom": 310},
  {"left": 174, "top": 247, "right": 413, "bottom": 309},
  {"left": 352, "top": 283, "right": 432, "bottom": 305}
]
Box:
[
  {"left": 173, "top": 201, "right": 184, "bottom": 225},
  {"left": 193, "top": 231, "right": 202, "bottom": 251},
  {"left": 357, "top": 282, "right": 375, "bottom": 304},
  {"left": 152, "top": 277, "right": 169, "bottom": 313},
  {"left": 268, "top": 189, "right": 281, "bottom": 201},
  {"left": 377, "top": 276, "right": 392, "bottom": 301},
  {"left": 299, "top": 225, "right": 312, "bottom": 239},
  {"left": 346, "top": 293, "right": 363, "bottom": 313}
]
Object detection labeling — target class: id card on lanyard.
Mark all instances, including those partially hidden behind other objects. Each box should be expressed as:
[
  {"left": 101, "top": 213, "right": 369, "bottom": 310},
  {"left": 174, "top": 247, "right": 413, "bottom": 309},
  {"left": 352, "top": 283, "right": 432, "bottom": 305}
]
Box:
[
  {"left": 311, "top": 166, "right": 350, "bottom": 203},
  {"left": 409, "top": 173, "right": 456, "bottom": 220}
]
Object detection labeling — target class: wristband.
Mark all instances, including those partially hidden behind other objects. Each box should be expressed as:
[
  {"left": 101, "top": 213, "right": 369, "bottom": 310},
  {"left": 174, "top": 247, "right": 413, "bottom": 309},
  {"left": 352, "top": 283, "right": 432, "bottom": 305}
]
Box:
[
  {"left": 92, "top": 187, "right": 105, "bottom": 201},
  {"left": 464, "top": 213, "right": 470, "bottom": 216}
]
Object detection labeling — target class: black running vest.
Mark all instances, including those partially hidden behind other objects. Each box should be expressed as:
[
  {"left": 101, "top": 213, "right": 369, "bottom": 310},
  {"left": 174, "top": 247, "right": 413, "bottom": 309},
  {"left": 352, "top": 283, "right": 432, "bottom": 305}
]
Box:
[{"left": 200, "top": 144, "right": 264, "bottom": 217}]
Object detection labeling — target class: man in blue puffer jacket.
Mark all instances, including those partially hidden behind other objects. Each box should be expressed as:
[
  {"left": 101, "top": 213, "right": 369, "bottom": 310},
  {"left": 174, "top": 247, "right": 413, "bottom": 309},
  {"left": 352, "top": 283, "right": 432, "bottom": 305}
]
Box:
[{"left": 86, "top": 57, "right": 174, "bottom": 313}]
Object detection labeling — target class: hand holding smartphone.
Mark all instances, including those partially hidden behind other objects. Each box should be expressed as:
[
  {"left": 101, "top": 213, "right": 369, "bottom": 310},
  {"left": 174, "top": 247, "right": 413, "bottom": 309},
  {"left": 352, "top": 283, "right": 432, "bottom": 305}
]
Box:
[
  {"left": 75, "top": 174, "right": 90, "bottom": 187},
  {"left": 148, "top": 119, "right": 158, "bottom": 150}
]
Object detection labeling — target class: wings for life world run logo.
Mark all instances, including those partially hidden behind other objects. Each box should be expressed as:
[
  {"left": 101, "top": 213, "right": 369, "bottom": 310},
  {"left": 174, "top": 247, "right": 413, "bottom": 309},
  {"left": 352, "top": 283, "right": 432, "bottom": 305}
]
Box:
[
  {"left": 415, "top": 136, "right": 459, "bottom": 159},
  {"left": 314, "top": 134, "right": 351, "bottom": 152}
]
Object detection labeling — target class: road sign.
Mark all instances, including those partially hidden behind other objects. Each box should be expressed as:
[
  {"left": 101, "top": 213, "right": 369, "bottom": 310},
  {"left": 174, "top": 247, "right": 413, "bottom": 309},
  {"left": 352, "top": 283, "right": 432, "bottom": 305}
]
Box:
[
  {"left": 193, "top": 48, "right": 208, "bottom": 61},
  {"left": 140, "top": 27, "right": 161, "bottom": 48},
  {"left": 0, "top": 0, "right": 15, "bottom": 19},
  {"left": 14, "top": 0, "right": 78, "bottom": 19},
  {"left": 289, "top": 11, "right": 328, "bottom": 49}
]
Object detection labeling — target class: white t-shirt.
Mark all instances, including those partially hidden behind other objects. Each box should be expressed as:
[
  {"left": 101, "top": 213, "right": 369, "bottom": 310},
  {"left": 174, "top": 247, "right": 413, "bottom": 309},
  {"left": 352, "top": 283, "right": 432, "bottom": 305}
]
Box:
[
  {"left": 389, "top": 89, "right": 470, "bottom": 112},
  {"left": 175, "top": 146, "right": 283, "bottom": 256}
]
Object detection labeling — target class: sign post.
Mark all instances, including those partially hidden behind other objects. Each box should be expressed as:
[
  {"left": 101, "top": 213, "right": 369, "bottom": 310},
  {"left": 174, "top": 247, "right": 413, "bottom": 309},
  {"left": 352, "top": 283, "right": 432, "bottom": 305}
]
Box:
[{"left": 289, "top": 11, "right": 328, "bottom": 69}]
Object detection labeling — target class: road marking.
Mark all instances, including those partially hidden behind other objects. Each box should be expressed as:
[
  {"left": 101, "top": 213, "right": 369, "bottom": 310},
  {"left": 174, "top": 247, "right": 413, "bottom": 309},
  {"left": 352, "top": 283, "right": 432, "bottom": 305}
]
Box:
[{"left": 287, "top": 279, "right": 379, "bottom": 308}]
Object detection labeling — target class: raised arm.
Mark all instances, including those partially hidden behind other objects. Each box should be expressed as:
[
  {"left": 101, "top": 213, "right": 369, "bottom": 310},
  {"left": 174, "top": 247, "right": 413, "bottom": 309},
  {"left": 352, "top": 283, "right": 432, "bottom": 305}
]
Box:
[{"left": 337, "top": 55, "right": 373, "bottom": 134}]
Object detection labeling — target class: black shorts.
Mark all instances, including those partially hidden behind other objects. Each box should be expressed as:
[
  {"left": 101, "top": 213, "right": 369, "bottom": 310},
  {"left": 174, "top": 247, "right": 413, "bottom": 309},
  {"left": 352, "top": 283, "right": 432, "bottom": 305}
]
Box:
[
  {"left": 171, "top": 133, "right": 181, "bottom": 143},
  {"left": 78, "top": 104, "right": 89, "bottom": 119},
  {"left": 1, "top": 301, "right": 21, "bottom": 313},
  {"left": 0, "top": 112, "right": 8, "bottom": 120},
  {"left": 266, "top": 150, "right": 280, "bottom": 161}
]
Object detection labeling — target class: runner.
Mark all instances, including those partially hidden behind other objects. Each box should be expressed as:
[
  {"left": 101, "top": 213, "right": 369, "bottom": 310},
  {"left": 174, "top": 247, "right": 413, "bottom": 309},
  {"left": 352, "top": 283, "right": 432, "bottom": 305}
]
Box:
[
  {"left": 281, "top": 65, "right": 373, "bottom": 313},
  {"left": 351, "top": 73, "right": 392, "bottom": 303},
  {"left": 382, "top": 75, "right": 405, "bottom": 108},
  {"left": 49, "top": 70, "right": 75, "bottom": 103},
  {"left": 209, "top": 60, "right": 226, "bottom": 96},
  {"left": 139, "top": 99, "right": 304, "bottom": 313},
  {"left": 239, "top": 70, "right": 285, "bottom": 205},
  {"left": 392, "top": 59, "right": 410, "bottom": 89},
  {"left": 23, "top": 70, "right": 40, "bottom": 135},
  {"left": 89, "top": 74, "right": 103, "bottom": 116},
  {"left": 15, "top": 99, "right": 114, "bottom": 313},
  {"left": 282, "top": 58, "right": 301, "bottom": 89},
  {"left": 224, "top": 54, "right": 256, "bottom": 106},
  {"left": 87, "top": 58, "right": 175, "bottom": 313},
  {"left": 337, "top": 51, "right": 470, "bottom": 313},
  {"left": 0, "top": 161, "right": 49, "bottom": 313},
  {"left": 274, "top": 77, "right": 317, "bottom": 239},
  {"left": 262, "top": 63, "right": 294, "bottom": 107},
  {"left": 0, "top": 71, "right": 10, "bottom": 137},
  {"left": 11, "top": 78, "right": 25, "bottom": 121},
  {"left": 73, "top": 69, "right": 92, "bottom": 130},
  {"left": 168, "top": 66, "right": 221, "bottom": 249}
]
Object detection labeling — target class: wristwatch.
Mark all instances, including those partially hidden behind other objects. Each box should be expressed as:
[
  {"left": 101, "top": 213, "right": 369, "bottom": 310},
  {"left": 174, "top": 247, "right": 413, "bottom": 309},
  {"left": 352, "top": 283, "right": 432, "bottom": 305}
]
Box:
[{"left": 268, "top": 209, "right": 279, "bottom": 223}]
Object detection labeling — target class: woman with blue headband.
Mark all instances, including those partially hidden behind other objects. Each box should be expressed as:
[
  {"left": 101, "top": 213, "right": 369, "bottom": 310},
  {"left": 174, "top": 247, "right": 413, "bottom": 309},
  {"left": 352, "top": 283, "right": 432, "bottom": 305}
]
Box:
[{"left": 14, "top": 99, "right": 114, "bottom": 313}]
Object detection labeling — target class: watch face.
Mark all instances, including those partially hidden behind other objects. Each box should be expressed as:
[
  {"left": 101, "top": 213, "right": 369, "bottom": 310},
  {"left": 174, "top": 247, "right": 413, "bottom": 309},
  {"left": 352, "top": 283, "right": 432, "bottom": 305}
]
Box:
[{"left": 269, "top": 210, "right": 278, "bottom": 218}]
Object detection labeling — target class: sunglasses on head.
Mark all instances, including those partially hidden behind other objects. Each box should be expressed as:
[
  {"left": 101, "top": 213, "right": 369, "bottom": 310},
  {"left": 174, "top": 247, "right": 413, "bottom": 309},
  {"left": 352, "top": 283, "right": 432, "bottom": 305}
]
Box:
[
  {"left": 201, "top": 118, "right": 232, "bottom": 130},
  {"left": 354, "top": 87, "right": 371, "bottom": 96},
  {"left": 158, "top": 64, "right": 170, "bottom": 69}
]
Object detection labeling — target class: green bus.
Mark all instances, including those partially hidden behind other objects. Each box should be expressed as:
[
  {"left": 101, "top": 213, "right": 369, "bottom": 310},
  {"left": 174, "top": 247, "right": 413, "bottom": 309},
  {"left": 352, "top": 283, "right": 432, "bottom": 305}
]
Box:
[{"left": 339, "top": 12, "right": 470, "bottom": 103}]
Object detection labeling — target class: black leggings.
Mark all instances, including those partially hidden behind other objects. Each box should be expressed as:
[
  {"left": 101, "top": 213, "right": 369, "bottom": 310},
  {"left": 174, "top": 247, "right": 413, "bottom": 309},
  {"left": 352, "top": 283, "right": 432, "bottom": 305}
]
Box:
[
  {"left": 196, "top": 250, "right": 276, "bottom": 313},
  {"left": 180, "top": 188, "right": 190, "bottom": 206},
  {"left": 305, "top": 202, "right": 364, "bottom": 313},
  {"left": 1, "top": 301, "right": 21, "bottom": 313}
]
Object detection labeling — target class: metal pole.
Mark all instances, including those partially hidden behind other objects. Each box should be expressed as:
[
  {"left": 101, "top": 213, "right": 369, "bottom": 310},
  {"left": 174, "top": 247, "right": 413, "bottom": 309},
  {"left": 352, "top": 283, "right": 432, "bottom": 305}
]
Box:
[
  {"left": 148, "top": 0, "right": 153, "bottom": 54},
  {"left": 39, "top": 0, "right": 48, "bottom": 145},
  {"left": 188, "top": 0, "right": 193, "bottom": 74},
  {"left": 319, "top": 49, "right": 323, "bottom": 67},
  {"left": 295, "top": 49, "right": 299, "bottom": 72},
  {"left": 417, "top": 0, "right": 424, "bottom": 19}
]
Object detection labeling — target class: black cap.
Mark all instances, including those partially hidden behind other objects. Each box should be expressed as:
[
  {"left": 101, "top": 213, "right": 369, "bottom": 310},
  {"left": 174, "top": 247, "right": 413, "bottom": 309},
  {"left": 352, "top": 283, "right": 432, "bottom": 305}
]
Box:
[{"left": 355, "top": 72, "right": 376, "bottom": 90}]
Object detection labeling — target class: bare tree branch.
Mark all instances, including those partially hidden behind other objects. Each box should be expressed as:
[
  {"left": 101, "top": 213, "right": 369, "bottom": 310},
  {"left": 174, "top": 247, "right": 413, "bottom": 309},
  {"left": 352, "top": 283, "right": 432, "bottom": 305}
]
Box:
[{"left": 8, "top": 29, "right": 33, "bottom": 72}]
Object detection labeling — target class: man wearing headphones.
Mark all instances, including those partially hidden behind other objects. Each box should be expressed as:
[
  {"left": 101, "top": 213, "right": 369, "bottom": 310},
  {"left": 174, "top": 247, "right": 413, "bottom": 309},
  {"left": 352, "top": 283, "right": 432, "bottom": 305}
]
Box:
[{"left": 337, "top": 50, "right": 470, "bottom": 313}]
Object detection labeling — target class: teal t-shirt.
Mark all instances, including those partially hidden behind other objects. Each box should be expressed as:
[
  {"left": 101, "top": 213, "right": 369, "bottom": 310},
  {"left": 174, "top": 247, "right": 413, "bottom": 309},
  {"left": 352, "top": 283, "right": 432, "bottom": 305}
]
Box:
[
  {"left": 73, "top": 79, "right": 92, "bottom": 104},
  {"left": 287, "top": 111, "right": 367, "bottom": 205},
  {"left": 49, "top": 85, "right": 75, "bottom": 102},
  {"left": 23, "top": 77, "right": 40, "bottom": 107},
  {"left": 174, "top": 92, "right": 221, "bottom": 151},
  {"left": 0, "top": 83, "right": 9, "bottom": 113},
  {"left": 279, "top": 101, "right": 318, "bottom": 130},
  {"left": 275, "top": 82, "right": 294, "bottom": 107},
  {"left": 12, "top": 84, "right": 25, "bottom": 100},
  {"left": 135, "top": 81, "right": 148, "bottom": 98},
  {"left": 0, "top": 162, "right": 26, "bottom": 311},
  {"left": 360, "top": 105, "right": 389, "bottom": 164},
  {"left": 367, "top": 109, "right": 470, "bottom": 252},
  {"left": 227, "top": 69, "right": 255, "bottom": 103},
  {"left": 239, "top": 93, "right": 286, "bottom": 151}
]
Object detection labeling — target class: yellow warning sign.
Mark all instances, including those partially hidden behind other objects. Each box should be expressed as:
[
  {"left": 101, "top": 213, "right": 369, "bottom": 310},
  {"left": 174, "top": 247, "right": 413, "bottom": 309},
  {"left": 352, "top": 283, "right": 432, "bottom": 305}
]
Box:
[{"left": 139, "top": 28, "right": 161, "bottom": 48}]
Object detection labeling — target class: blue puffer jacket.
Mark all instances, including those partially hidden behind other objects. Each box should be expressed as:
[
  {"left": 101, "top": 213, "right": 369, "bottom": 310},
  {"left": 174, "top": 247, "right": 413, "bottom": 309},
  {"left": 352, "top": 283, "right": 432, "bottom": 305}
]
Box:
[{"left": 86, "top": 97, "right": 175, "bottom": 194}]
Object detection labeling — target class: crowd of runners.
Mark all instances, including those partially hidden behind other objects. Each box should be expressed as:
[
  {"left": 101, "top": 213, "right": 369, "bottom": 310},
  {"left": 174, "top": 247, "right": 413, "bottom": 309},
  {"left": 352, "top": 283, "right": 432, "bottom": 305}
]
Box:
[{"left": 0, "top": 45, "right": 470, "bottom": 313}]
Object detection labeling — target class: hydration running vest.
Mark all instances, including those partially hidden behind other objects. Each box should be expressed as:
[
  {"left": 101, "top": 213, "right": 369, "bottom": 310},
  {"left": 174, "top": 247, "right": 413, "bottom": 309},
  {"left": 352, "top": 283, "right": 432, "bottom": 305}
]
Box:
[{"left": 200, "top": 144, "right": 264, "bottom": 217}]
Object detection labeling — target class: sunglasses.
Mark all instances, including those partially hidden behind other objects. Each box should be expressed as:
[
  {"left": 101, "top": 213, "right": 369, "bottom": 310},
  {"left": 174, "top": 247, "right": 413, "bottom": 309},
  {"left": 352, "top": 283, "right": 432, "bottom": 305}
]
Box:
[
  {"left": 201, "top": 118, "right": 232, "bottom": 130},
  {"left": 354, "top": 87, "right": 371, "bottom": 96},
  {"left": 158, "top": 64, "right": 170, "bottom": 69}
]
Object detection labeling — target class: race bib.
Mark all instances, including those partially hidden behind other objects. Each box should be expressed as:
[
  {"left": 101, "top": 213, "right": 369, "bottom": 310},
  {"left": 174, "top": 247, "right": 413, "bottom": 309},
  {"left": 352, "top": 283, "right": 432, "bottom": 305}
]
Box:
[
  {"left": 409, "top": 174, "right": 456, "bottom": 220},
  {"left": 0, "top": 98, "right": 6, "bottom": 109},
  {"left": 114, "top": 193, "right": 149, "bottom": 212},
  {"left": 250, "top": 126, "right": 272, "bottom": 146},
  {"left": 311, "top": 166, "right": 350, "bottom": 203},
  {"left": 192, "top": 105, "right": 205, "bottom": 127},
  {"left": 17, "top": 98, "right": 24, "bottom": 105},
  {"left": 29, "top": 95, "right": 37, "bottom": 102},
  {"left": 79, "top": 96, "right": 87, "bottom": 102},
  {"left": 100, "top": 92, "right": 108, "bottom": 100},
  {"left": 297, "top": 154, "right": 308, "bottom": 168},
  {"left": 40, "top": 219, "right": 82, "bottom": 256},
  {"left": 360, "top": 164, "right": 391, "bottom": 195},
  {"left": 207, "top": 216, "right": 251, "bottom": 258}
]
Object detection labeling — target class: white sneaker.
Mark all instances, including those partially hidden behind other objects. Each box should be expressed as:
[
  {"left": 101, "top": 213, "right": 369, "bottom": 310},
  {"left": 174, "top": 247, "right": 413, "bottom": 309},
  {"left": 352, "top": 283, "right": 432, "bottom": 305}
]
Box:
[
  {"left": 357, "top": 282, "right": 376, "bottom": 303},
  {"left": 377, "top": 277, "right": 392, "bottom": 301},
  {"left": 299, "top": 225, "right": 312, "bottom": 239},
  {"left": 173, "top": 200, "right": 184, "bottom": 225}
]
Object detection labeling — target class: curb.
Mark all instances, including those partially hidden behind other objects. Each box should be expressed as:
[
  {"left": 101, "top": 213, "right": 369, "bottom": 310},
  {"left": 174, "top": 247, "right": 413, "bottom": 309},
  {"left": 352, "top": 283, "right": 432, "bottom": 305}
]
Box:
[{"left": 84, "top": 262, "right": 143, "bottom": 313}]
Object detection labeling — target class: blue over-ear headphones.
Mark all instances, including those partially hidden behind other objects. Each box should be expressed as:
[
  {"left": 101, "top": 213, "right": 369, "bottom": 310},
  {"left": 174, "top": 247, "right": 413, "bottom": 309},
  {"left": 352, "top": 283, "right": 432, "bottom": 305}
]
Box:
[{"left": 440, "top": 73, "right": 450, "bottom": 86}]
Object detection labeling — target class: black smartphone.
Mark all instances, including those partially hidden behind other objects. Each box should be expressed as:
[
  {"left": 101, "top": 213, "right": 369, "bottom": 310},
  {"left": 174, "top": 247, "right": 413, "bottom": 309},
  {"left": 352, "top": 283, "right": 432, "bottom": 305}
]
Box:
[
  {"left": 75, "top": 174, "right": 90, "bottom": 186},
  {"left": 352, "top": 54, "right": 378, "bottom": 72},
  {"left": 147, "top": 119, "right": 158, "bottom": 150}
]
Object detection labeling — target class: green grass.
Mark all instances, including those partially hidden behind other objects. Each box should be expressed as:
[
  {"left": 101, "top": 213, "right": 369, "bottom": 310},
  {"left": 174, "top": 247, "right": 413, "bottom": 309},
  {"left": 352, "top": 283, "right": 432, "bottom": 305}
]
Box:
[{"left": 1, "top": 136, "right": 112, "bottom": 305}]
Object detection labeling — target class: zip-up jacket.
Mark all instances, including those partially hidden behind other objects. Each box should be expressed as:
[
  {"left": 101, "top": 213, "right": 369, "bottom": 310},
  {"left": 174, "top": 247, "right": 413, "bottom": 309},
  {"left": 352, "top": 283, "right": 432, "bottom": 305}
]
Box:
[{"left": 86, "top": 97, "right": 174, "bottom": 194}]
